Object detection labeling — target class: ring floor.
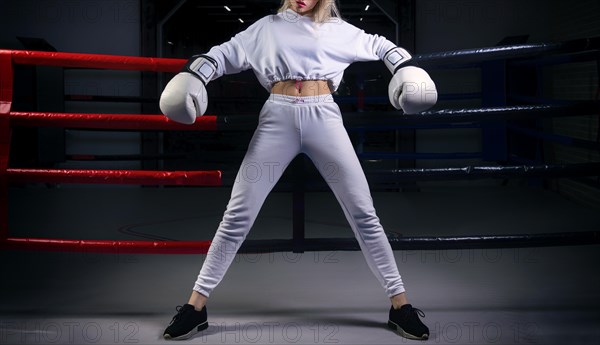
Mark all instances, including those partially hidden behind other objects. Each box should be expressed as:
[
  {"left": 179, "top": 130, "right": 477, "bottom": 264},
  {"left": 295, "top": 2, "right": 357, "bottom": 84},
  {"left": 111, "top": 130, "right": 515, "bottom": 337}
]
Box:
[{"left": 2, "top": 183, "right": 599, "bottom": 344}]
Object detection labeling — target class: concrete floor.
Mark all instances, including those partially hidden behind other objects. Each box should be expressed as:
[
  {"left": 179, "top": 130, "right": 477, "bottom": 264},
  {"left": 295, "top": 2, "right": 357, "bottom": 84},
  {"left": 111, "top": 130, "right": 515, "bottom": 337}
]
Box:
[{"left": 2, "top": 183, "right": 600, "bottom": 344}]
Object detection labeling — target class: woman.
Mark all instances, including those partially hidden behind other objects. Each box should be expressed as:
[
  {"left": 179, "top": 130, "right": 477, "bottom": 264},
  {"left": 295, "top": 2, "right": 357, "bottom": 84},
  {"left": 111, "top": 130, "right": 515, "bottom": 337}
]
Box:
[{"left": 160, "top": 0, "right": 437, "bottom": 341}]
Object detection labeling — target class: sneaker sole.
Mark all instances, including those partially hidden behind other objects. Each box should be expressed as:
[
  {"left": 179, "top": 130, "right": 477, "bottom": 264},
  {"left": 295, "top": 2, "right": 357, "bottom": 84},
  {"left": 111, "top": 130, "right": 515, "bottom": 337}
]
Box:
[
  {"left": 164, "top": 321, "right": 208, "bottom": 340},
  {"left": 388, "top": 320, "right": 429, "bottom": 341}
]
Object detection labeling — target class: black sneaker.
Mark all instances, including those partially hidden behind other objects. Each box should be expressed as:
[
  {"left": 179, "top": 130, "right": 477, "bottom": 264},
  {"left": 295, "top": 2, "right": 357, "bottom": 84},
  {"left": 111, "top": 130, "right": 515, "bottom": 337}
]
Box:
[
  {"left": 163, "top": 304, "right": 208, "bottom": 340},
  {"left": 388, "top": 304, "right": 429, "bottom": 340}
]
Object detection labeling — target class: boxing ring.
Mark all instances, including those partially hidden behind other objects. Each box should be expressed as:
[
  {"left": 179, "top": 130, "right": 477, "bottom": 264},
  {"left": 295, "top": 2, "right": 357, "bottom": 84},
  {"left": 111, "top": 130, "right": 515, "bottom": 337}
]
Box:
[
  {"left": 1, "top": 39, "right": 599, "bottom": 254},
  {"left": 1, "top": 37, "right": 600, "bottom": 344}
]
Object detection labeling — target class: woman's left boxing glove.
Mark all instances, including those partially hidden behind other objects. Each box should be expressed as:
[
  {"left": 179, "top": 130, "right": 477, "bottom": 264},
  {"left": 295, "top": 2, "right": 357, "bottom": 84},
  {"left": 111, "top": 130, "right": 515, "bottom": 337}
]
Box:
[{"left": 384, "top": 47, "right": 438, "bottom": 114}]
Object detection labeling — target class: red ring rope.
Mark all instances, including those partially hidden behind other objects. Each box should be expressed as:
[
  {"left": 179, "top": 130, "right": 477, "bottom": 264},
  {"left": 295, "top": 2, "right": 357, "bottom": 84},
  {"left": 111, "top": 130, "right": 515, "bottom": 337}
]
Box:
[
  {"left": 7, "top": 168, "right": 221, "bottom": 186},
  {"left": 0, "top": 49, "right": 222, "bottom": 251},
  {"left": 4, "top": 49, "right": 185, "bottom": 72},
  {"left": 1, "top": 237, "right": 212, "bottom": 254},
  {"left": 9, "top": 112, "right": 217, "bottom": 131}
]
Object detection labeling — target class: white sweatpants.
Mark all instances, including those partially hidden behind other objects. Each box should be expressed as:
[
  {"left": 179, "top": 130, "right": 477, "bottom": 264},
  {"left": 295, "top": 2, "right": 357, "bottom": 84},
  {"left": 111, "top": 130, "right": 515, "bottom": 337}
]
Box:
[{"left": 193, "top": 93, "right": 405, "bottom": 298}]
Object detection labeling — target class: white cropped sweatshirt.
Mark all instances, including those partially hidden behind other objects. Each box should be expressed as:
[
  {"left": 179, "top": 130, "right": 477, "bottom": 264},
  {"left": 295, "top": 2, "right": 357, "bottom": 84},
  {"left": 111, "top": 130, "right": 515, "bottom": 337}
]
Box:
[{"left": 204, "top": 8, "right": 399, "bottom": 92}]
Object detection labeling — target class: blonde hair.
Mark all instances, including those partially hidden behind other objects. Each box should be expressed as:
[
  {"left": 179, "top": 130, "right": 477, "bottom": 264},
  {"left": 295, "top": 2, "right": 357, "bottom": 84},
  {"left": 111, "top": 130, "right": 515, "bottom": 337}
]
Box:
[{"left": 278, "top": 0, "right": 342, "bottom": 24}]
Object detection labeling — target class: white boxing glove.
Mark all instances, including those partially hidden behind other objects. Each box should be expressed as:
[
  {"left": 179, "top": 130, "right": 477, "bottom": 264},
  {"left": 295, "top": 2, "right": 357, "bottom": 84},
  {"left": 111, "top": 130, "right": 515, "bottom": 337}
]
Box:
[
  {"left": 383, "top": 47, "right": 438, "bottom": 114},
  {"left": 388, "top": 66, "right": 438, "bottom": 114},
  {"left": 159, "top": 55, "right": 218, "bottom": 124}
]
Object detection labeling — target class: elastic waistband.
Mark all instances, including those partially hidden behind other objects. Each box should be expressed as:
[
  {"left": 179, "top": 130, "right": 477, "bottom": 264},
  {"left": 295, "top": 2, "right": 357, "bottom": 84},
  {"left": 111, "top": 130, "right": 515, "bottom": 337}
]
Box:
[{"left": 267, "top": 93, "right": 335, "bottom": 105}]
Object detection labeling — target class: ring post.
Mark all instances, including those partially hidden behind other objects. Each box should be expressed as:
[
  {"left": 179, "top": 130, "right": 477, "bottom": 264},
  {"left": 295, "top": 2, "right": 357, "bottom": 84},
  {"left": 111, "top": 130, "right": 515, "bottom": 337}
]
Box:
[{"left": 0, "top": 50, "right": 14, "bottom": 240}]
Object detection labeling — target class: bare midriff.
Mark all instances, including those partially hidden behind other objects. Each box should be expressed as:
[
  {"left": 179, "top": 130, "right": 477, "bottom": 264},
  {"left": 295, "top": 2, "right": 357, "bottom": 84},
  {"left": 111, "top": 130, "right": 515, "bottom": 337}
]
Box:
[{"left": 271, "top": 79, "right": 332, "bottom": 96}]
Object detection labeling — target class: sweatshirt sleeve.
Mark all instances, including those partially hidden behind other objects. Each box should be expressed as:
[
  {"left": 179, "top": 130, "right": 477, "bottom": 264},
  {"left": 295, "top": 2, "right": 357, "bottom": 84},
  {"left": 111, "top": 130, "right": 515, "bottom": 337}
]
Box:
[
  {"left": 204, "top": 35, "right": 249, "bottom": 81},
  {"left": 203, "top": 19, "right": 264, "bottom": 81},
  {"left": 352, "top": 29, "right": 399, "bottom": 62}
]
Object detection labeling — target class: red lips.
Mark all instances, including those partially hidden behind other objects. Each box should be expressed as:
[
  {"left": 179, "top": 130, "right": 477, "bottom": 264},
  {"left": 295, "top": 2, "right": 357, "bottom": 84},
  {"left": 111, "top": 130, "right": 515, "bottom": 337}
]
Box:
[{"left": 296, "top": 1, "right": 306, "bottom": 8}]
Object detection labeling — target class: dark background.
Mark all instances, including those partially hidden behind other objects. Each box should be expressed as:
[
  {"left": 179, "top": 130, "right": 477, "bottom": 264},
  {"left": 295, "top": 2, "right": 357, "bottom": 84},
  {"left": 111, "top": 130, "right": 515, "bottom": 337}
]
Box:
[{"left": 0, "top": 0, "right": 598, "bottom": 202}]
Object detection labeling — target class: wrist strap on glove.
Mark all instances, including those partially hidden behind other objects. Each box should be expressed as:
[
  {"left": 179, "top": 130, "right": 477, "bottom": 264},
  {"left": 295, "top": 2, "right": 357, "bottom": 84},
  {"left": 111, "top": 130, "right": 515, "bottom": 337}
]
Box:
[
  {"left": 383, "top": 47, "right": 414, "bottom": 74},
  {"left": 183, "top": 54, "right": 218, "bottom": 85}
]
